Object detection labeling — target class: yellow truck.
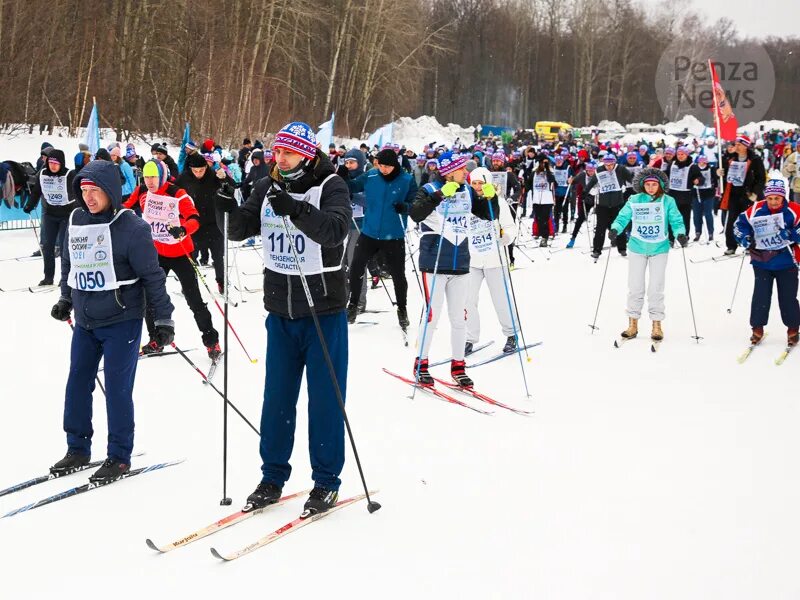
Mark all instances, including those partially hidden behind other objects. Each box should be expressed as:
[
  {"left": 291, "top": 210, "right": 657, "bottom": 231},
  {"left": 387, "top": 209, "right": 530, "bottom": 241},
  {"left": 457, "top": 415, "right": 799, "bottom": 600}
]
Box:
[{"left": 535, "top": 121, "right": 573, "bottom": 142}]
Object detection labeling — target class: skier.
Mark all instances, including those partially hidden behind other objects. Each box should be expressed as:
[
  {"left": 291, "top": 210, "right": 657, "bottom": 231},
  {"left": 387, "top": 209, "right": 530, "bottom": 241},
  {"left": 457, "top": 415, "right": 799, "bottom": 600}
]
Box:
[
  {"left": 664, "top": 145, "right": 702, "bottom": 245},
  {"left": 734, "top": 178, "right": 800, "bottom": 347},
  {"left": 553, "top": 154, "right": 572, "bottom": 233},
  {"left": 692, "top": 155, "right": 718, "bottom": 242},
  {"left": 527, "top": 156, "right": 556, "bottom": 247},
  {"left": 216, "top": 122, "right": 352, "bottom": 517},
  {"left": 23, "top": 149, "right": 77, "bottom": 286},
  {"left": 720, "top": 135, "right": 767, "bottom": 255},
  {"left": 609, "top": 168, "right": 686, "bottom": 342},
  {"left": 123, "top": 159, "right": 220, "bottom": 359},
  {"left": 49, "top": 159, "right": 174, "bottom": 482},
  {"left": 340, "top": 148, "right": 417, "bottom": 328},
  {"left": 565, "top": 161, "right": 598, "bottom": 249},
  {"left": 464, "top": 168, "right": 518, "bottom": 354},
  {"left": 341, "top": 149, "right": 370, "bottom": 313},
  {"left": 409, "top": 152, "right": 499, "bottom": 387},
  {"left": 623, "top": 152, "right": 643, "bottom": 200},
  {"left": 585, "top": 153, "right": 633, "bottom": 258},
  {"left": 150, "top": 143, "right": 179, "bottom": 180}
]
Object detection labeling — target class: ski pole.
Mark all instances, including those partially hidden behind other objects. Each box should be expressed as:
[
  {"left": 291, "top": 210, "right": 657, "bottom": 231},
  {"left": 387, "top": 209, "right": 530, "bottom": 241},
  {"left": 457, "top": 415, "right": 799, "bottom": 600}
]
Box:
[
  {"left": 681, "top": 244, "right": 702, "bottom": 342},
  {"left": 398, "top": 214, "right": 424, "bottom": 297},
  {"left": 487, "top": 197, "right": 531, "bottom": 397},
  {"left": 279, "top": 216, "right": 380, "bottom": 515},
  {"left": 726, "top": 251, "right": 747, "bottom": 314},
  {"left": 589, "top": 247, "right": 612, "bottom": 333},
  {"left": 503, "top": 246, "right": 532, "bottom": 361},
  {"left": 177, "top": 241, "right": 258, "bottom": 364},
  {"left": 171, "top": 342, "right": 260, "bottom": 436},
  {"left": 66, "top": 318, "right": 106, "bottom": 397},
  {"left": 220, "top": 212, "right": 232, "bottom": 506}
]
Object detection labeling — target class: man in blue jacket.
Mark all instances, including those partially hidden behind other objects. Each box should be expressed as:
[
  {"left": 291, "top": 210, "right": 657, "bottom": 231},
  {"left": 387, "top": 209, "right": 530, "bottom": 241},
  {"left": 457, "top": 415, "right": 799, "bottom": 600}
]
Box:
[
  {"left": 341, "top": 148, "right": 417, "bottom": 328},
  {"left": 49, "top": 160, "right": 175, "bottom": 483}
]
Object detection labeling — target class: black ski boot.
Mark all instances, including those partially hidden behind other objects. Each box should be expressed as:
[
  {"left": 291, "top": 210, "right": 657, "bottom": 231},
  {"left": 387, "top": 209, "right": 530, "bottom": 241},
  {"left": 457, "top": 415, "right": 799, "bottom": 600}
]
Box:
[
  {"left": 451, "top": 360, "right": 473, "bottom": 388},
  {"left": 141, "top": 340, "right": 163, "bottom": 355},
  {"left": 50, "top": 451, "right": 91, "bottom": 475},
  {"left": 413, "top": 357, "right": 433, "bottom": 386},
  {"left": 502, "top": 335, "right": 517, "bottom": 354},
  {"left": 347, "top": 304, "right": 358, "bottom": 324},
  {"left": 244, "top": 482, "right": 283, "bottom": 511},
  {"left": 89, "top": 458, "right": 130, "bottom": 483},
  {"left": 38, "top": 278, "right": 53, "bottom": 286},
  {"left": 464, "top": 341, "right": 473, "bottom": 355},
  {"left": 397, "top": 306, "right": 410, "bottom": 328},
  {"left": 301, "top": 487, "right": 338, "bottom": 518}
]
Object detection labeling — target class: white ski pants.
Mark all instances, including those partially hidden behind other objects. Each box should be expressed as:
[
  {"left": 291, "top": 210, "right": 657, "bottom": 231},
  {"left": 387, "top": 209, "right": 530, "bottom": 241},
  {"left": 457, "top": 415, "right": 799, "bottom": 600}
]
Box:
[
  {"left": 466, "top": 266, "right": 515, "bottom": 343},
  {"left": 420, "top": 272, "right": 469, "bottom": 361},
  {"left": 626, "top": 252, "right": 668, "bottom": 321}
]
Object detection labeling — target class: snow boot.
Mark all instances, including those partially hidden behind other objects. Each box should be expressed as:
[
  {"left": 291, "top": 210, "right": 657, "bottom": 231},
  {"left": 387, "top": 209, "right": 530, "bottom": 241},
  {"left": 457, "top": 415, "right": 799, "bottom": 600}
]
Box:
[
  {"left": 207, "top": 342, "right": 222, "bottom": 361},
  {"left": 451, "top": 360, "right": 473, "bottom": 388},
  {"left": 724, "top": 248, "right": 736, "bottom": 256},
  {"left": 694, "top": 233, "right": 701, "bottom": 242},
  {"left": 89, "top": 458, "right": 130, "bottom": 483},
  {"left": 503, "top": 335, "right": 517, "bottom": 354},
  {"left": 301, "top": 487, "right": 338, "bottom": 518},
  {"left": 346, "top": 304, "right": 358, "bottom": 324},
  {"left": 788, "top": 327, "right": 799, "bottom": 347},
  {"left": 141, "top": 340, "right": 164, "bottom": 355},
  {"left": 49, "top": 451, "right": 91, "bottom": 475},
  {"left": 509, "top": 261, "right": 516, "bottom": 271},
  {"left": 464, "top": 341, "right": 473, "bottom": 355},
  {"left": 590, "top": 251, "right": 601, "bottom": 259},
  {"left": 651, "top": 320, "right": 663, "bottom": 341},
  {"left": 357, "top": 301, "right": 367, "bottom": 314},
  {"left": 618, "top": 248, "right": 627, "bottom": 257},
  {"left": 621, "top": 317, "right": 638, "bottom": 339},
  {"left": 566, "top": 238, "right": 575, "bottom": 249},
  {"left": 750, "top": 326, "right": 764, "bottom": 345},
  {"left": 244, "top": 481, "right": 283, "bottom": 511},
  {"left": 561, "top": 223, "right": 567, "bottom": 234},
  {"left": 38, "top": 278, "right": 53, "bottom": 286},
  {"left": 539, "top": 238, "right": 548, "bottom": 248},
  {"left": 397, "top": 306, "right": 410, "bottom": 328},
  {"left": 413, "top": 357, "right": 434, "bottom": 386}
]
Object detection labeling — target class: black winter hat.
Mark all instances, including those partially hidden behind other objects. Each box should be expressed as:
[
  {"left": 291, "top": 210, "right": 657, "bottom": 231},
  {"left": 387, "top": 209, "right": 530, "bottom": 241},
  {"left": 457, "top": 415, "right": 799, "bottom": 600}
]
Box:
[
  {"left": 95, "top": 148, "right": 112, "bottom": 162},
  {"left": 376, "top": 149, "right": 400, "bottom": 169},
  {"left": 151, "top": 143, "right": 168, "bottom": 155},
  {"left": 186, "top": 152, "right": 208, "bottom": 169},
  {"left": 251, "top": 149, "right": 264, "bottom": 161}
]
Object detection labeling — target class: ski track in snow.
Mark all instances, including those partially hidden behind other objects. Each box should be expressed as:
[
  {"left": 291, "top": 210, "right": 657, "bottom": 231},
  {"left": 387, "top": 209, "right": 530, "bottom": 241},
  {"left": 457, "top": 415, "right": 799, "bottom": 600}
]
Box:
[{"left": 2, "top": 184, "right": 799, "bottom": 596}]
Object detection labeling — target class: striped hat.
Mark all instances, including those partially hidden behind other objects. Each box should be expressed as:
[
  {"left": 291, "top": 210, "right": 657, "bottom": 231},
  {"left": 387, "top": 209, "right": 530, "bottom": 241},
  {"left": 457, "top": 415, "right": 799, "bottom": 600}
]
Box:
[
  {"left": 602, "top": 153, "right": 617, "bottom": 163},
  {"left": 764, "top": 178, "right": 787, "bottom": 198},
  {"left": 736, "top": 134, "right": 752, "bottom": 147},
  {"left": 438, "top": 152, "right": 468, "bottom": 176},
  {"left": 142, "top": 159, "right": 169, "bottom": 188},
  {"left": 272, "top": 122, "right": 318, "bottom": 160},
  {"left": 491, "top": 151, "right": 506, "bottom": 163}
]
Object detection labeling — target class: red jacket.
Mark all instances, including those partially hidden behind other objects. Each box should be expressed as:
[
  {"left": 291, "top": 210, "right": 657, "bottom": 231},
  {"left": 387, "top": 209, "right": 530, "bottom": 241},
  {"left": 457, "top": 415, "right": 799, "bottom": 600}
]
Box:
[{"left": 124, "top": 182, "right": 200, "bottom": 257}]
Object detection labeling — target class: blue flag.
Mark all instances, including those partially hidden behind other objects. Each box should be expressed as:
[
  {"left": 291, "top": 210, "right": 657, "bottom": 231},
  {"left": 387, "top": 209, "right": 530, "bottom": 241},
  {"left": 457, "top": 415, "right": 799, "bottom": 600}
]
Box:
[
  {"left": 83, "top": 102, "right": 101, "bottom": 159},
  {"left": 177, "top": 122, "right": 191, "bottom": 174},
  {"left": 316, "top": 113, "right": 335, "bottom": 152}
]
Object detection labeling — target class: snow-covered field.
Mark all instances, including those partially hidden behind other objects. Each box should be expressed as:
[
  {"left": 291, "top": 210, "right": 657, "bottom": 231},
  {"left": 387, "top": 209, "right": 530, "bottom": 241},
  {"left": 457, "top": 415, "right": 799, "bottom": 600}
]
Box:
[{"left": 1, "top": 192, "right": 798, "bottom": 599}]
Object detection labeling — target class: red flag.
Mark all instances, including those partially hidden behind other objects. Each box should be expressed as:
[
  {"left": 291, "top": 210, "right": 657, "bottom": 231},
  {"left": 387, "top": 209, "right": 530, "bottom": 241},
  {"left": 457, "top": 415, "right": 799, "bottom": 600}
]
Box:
[{"left": 708, "top": 59, "right": 738, "bottom": 141}]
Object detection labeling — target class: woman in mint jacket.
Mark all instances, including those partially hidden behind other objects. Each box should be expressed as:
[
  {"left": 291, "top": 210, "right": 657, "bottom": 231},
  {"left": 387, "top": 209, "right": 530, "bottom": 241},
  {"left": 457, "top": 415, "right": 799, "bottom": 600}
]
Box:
[{"left": 609, "top": 167, "right": 687, "bottom": 342}]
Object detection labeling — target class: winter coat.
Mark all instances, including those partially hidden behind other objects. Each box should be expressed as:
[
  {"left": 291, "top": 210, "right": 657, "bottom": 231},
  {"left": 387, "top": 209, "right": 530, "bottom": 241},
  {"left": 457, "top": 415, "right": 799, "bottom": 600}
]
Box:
[
  {"left": 410, "top": 180, "right": 499, "bottom": 275},
  {"left": 585, "top": 165, "right": 632, "bottom": 208},
  {"left": 611, "top": 191, "right": 685, "bottom": 256},
  {"left": 124, "top": 182, "right": 200, "bottom": 257},
  {"left": 722, "top": 149, "right": 767, "bottom": 204},
  {"left": 665, "top": 158, "right": 703, "bottom": 206},
  {"left": 59, "top": 160, "right": 174, "bottom": 330},
  {"left": 346, "top": 167, "right": 417, "bottom": 241},
  {"left": 219, "top": 150, "right": 351, "bottom": 319},
  {"left": 24, "top": 150, "right": 78, "bottom": 218},
  {"left": 176, "top": 167, "right": 233, "bottom": 227},
  {"left": 242, "top": 161, "right": 269, "bottom": 201},
  {"left": 527, "top": 170, "right": 556, "bottom": 205},
  {"left": 343, "top": 148, "right": 367, "bottom": 230},
  {"left": 118, "top": 159, "right": 137, "bottom": 197},
  {"left": 468, "top": 192, "right": 516, "bottom": 270},
  {"left": 734, "top": 199, "right": 800, "bottom": 271},
  {"left": 781, "top": 152, "right": 800, "bottom": 194}
]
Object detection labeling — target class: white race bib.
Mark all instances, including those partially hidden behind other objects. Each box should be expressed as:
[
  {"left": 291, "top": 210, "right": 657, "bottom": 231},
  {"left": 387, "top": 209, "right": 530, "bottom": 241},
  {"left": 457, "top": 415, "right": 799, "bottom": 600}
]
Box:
[
  {"left": 630, "top": 201, "right": 667, "bottom": 244},
  {"left": 752, "top": 213, "right": 788, "bottom": 251},
  {"left": 728, "top": 161, "right": 747, "bottom": 187},
  {"left": 437, "top": 190, "right": 472, "bottom": 243},
  {"left": 597, "top": 169, "right": 621, "bottom": 193},
  {"left": 352, "top": 202, "right": 364, "bottom": 219},
  {"left": 41, "top": 174, "right": 70, "bottom": 206},
  {"left": 143, "top": 193, "right": 181, "bottom": 245},
  {"left": 669, "top": 166, "right": 690, "bottom": 191},
  {"left": 468, "top": 214, "right": 495, "bottom": 255},
  {"left": 533, "top": 174, "right": 549, "bottom": 191},
  {"left": 554, "top": 169, "right": 569, "bottom": 187},
  {"left": 489, "top": 172, "right": 507, "bottom": 197},
  {"left": 67, "top": 210, "right": 138, "bottom": 291}
]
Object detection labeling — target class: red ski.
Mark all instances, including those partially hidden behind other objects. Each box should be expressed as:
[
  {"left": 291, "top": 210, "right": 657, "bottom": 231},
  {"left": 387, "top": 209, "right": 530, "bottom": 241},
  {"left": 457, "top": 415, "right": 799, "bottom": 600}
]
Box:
[
  {"left": 432, "top": 378, "right": 534, "bottom": 416},
  {"left": 382, "top": 369, "right": 493, "bottom": 415}
]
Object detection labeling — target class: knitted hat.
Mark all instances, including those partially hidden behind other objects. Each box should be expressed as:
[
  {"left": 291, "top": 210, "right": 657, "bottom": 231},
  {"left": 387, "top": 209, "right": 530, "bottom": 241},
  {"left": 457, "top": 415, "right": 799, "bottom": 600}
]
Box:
[
  {"left": 764, "top": 178, "right": 787, "bottom": 198},
  {"left": 272, "top": 122, "right": 317, "bottom": 160},
  {"left": 664, "top": 147, "right": 676, "bottom": 155},
  {"left": 585, "top": 161, "right": 597, "bottom": 170},
  {"left": 125, "top": 144, "right": 137, "bottom": 159},
  {"left": 491, "top": 151, "right": 506, "bottom": 163},
  {"left": 676, "top": 145, "right": 689, "bottom": 155},
  {"left": 202, "top": 138, "right": 215, "bottom": 153},
  {"left": 602, "top": 153, "right": 617, "bottom": 163},
  {"left": 186, "top": 152, "right": 207, "bottom": 169},
  {"left": 142, "top": 159, "right": 168, "bottom": 188},
  {"left": 639, "top": 144, "right": 648, "bottom": 152},
  {"left": 468, "top": 167, "right": 492, "bottom": 184},
  {"left": 185, "top": 140, "right": 198, "bottom": 152},
  {"left": 151, "top": 142, "right": 168, "bottom": 155},
  {"left": 438, "top": 152, "right": 468, "bottom": 176},
  {"left": 263, "top": 150, "right": 273, "bottom": 161},
  {"left": 626, "top": 152, "right": 638, "bottom": 161},
  {"left": 736, "top": 134, "right": 752, "bottom": 147},
  {"left": 78, "top": 143, "right": 89, "bottom": 152},
  {"left": 376, "top": 149, "right": 400, "bottom": 169},
  {"left": 251, "top": 149, "right": 264, "bottom": 162},
  {"left": 696, "top": 154, "right": 708, "bottom": 164}
]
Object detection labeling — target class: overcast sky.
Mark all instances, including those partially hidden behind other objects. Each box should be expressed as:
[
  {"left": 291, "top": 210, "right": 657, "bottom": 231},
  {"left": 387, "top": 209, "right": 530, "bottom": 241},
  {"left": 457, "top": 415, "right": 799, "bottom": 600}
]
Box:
[{"left": 642, "top": 0, "right": 800, "bottom": 40}]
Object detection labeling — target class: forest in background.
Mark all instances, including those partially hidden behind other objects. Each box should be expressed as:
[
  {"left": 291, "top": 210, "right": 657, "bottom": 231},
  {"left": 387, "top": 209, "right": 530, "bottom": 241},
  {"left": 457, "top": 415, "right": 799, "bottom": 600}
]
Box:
[{"left": 1, "top": 0, "right": 798, "bottom": 146}]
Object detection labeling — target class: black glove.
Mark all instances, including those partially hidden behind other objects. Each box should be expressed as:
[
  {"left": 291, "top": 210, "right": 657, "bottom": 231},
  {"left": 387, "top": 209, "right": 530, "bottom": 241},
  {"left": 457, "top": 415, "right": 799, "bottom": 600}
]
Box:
[
  {"left": 168, "top": 225, "right": 186, "bottom": 239},
  {"left": 394, "top": 203, "right": 407, "bottom": 214},
  {"left": 217, "top": 183, "right": 237, "bottom": 213},
  {"left": 336, "top": 165, "right": 350, "bottom": 180},
  {"left": 677, "top": 233, "right": 688, "bottom": 248},
  {"left": 22, "top": 204, "right": 33, "bottom": 214},
  {"left": 268, "top": 184, "right": 300, "bottom": 217},
  {"left": 50, "top": 299, "right": 71, "bottom": 321},
  {"left": 153, "top": 324, "right": 175, "bottom": 347},
  {"left": 608, "top": 228, "right": 618, "bottom": 245}
]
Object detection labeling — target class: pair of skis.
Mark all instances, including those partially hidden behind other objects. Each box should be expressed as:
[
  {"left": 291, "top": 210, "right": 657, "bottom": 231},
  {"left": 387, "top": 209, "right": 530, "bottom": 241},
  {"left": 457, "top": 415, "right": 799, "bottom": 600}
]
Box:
[
  {"left": 737, "top": 332, "right": 795, "bottom": 365},
  {"left": 146, "top": 489, "right": 376, "bottom": 561},
  {"left": 467, "top": 342, "right": 542, "bottom": 368},
  {"left": 613, "top": 336, "right": 661, "bottom": 353}
]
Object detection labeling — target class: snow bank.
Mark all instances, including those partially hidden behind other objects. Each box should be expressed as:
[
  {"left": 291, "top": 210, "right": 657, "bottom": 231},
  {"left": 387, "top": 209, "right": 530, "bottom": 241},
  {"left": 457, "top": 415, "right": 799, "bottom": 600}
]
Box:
[
  {"left": 663, "top": 115, "right": 707, "bottom": 136},
  {"left": 739, "top": 120, "right": 799, "bottom": 135},
  {"left": 336, "top": 116, "right": 475, "bottom": 154},
  {"left": 593, "top": 120, "right": 626, "bottom": 134}
]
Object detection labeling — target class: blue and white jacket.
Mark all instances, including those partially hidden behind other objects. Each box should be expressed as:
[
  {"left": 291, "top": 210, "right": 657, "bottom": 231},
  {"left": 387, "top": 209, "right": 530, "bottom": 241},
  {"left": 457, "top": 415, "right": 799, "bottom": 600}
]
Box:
[
  {"left": 734, "top": 199, "right": 800, "bottom": 271},
  {"left": 409, "top": 179, "right": 498, "bottom": 275}
]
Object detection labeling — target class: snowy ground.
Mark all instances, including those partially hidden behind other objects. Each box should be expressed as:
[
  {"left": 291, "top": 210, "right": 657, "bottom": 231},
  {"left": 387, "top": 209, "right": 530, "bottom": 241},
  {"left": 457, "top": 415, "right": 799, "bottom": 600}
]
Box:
[{"left": 1, "top": 206, "right": 798, "bottom": 599}]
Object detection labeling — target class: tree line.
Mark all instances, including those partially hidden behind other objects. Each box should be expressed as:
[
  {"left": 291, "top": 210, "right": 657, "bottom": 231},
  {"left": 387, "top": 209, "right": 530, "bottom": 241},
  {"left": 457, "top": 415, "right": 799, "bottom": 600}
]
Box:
[{"left": 0, "top": 0, "right": 797, "bottom": 147}]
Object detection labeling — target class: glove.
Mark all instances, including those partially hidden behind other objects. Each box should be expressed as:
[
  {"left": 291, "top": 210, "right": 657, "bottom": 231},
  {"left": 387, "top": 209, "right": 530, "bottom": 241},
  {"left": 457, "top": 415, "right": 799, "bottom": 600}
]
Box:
[
  {"left": 779, "top": 228, "right": 793, "bottom": 242},
  {"left": 50, "top": 298, "right": 71, "bottom": 321},
  {"left": 441, "top": 181, "right": 459, "bottom": 198},
  {"left": 22, "top": 204, "right": 33, "bottom": 214},
  {"left": 153, "top": 324, "right": 175, "bottom": 347},
  {"left": 168, "top": 225, "right": 186, "bottom": 239},
  {"left": 608, "top": 228, "right": 618, "bottom": 245},
  {"left": 481, "top": 183, "right": 496, "bottom": 198},
  {"left": 215, "top": 168, "right": 227, "bottom": 180},
  {"left": 268, "top": 184, "right": 300, "bottom": 217},
  {"left": 677, "top": 233, "right": 688, "bottom": 247},
  {"left": 336, "top": 164, "right": 350, "bottom": 180},
  {"left": 738, "top": 235, "right": 752, "bottom": 248},
  {"left": 217, "top": 183, "right": 237, "bottom": 213},
  {"left": 394, "top": 203, "right": 407, "bottom": 214}
]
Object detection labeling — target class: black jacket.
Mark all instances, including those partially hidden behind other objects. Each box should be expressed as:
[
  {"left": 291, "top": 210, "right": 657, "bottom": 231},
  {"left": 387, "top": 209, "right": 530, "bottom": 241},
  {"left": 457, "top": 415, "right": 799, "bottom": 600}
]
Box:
[
  {"left": 722, "top": 149, "right": 767, "bottom": 201},
  {"left": 585, "top": 165, "right": 632, "bottom": 208},
  {"left": 176, "top": 168, "right": 233, "bottom": 227},
  {"left": 665, "top": 157, "right": 703, "bottom": 205},
  {"left": 242, "top": 161, "right": 270, "bottom": 201},
  {"left": 24, "top": 149, "right": 78, "bottom": 218},
  {"left": 218, "top": 151, "right": 351, "bottom": 319}
]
